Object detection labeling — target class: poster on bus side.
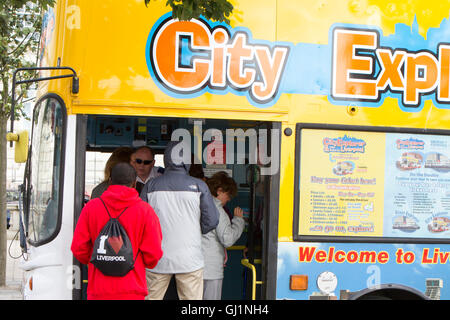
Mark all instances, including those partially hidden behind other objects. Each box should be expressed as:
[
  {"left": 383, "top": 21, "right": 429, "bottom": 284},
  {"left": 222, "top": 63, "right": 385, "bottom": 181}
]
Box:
[
  {"left": 298, "top": 129, "right": 386, "bottom": 238},
  {"left": 384, "top": 133, "right": 450, "bottom": 238},
  {"left": 297, "top": 128, "right": 450, "bottom": 240}
]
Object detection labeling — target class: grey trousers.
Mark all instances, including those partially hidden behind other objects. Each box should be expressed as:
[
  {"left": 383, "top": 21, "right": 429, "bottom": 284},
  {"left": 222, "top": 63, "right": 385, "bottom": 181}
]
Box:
[{"left": 203, "top": 279, "right": 223, "bottom": 300}]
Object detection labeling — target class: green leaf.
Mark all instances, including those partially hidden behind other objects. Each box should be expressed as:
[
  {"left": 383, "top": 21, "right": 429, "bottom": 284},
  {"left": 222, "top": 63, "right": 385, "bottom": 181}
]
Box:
[{"left": 146, "top": 0, "right": 233, "bottom": 24}]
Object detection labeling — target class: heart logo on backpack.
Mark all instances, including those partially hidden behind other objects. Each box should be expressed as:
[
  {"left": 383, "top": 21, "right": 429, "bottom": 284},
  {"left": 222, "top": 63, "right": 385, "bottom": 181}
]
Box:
[
  {"left": 90, "top": 198, "right": 136, "bottom": 277},
  {"left": 108, "top": 236, "right": 123, "bottom": 254}
]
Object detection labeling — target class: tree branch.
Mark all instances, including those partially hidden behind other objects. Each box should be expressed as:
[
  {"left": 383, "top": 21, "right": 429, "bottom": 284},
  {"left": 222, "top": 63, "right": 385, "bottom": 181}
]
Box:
[
  {"left": 6, "top": 6, "right": 41, "bottom": 56},
  {"left": 8, "top": 30, "right": 39, "bottom": 57}
]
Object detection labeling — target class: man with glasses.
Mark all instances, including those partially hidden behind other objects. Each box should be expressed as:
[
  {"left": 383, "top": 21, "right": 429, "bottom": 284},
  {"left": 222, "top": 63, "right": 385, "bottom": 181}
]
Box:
[{"left": 131, "top": 146, "right": 164, "bottom": 194}]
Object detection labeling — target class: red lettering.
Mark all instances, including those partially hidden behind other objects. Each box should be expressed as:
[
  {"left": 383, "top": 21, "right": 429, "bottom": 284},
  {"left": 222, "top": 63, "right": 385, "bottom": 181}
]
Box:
[
  {"left": 439, "top": 251, "right": 450, "bottom": 264},
  {"left": 404, "top": 251, "right": 415, "bottom": 264},
  {"left": 327, "top": 247, "right": 335, "bottom": 263},
  {"left": 347, "top": 250, "right": 358, "bottom": 263},
  {"left": 433, "top": 248, "right": 439, "bottom": 264},
  {"left": 335, "top": 250, "right": 346, "bottom": 263},
  {"left": 377, "top": 251, "right": 389, "bottom": 264},
  {"left": 396, "top": 248, "right": 404, "bottom": 264},
  {"left": 298, "top": 246, "right": 315, "bottom": 262},
  {"left": 315, "top": 250, "right": 327, "bottom": 263},
  {"left": 422, "top": 248, "right": 433, "bottom": 264}
]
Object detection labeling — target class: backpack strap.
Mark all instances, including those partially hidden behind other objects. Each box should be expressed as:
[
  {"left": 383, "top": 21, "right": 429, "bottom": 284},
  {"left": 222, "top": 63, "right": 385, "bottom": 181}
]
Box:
[
  {"left": 134, "top": 249, "right": 141, "bottom": 263},
  {"left": 99, "top": 197, "right": 127, "bottom": 219},
  {"left": 99, "top": 197, "right": 140, "bottom": 262},
  {"left": 99, "top": 198, "right": 111, "bottom": 218}
]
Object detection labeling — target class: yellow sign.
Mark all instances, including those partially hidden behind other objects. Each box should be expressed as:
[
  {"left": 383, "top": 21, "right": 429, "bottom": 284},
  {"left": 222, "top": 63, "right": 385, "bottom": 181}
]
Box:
[{"left": 298, "top": 129, "right": 385, "bottom": 237}]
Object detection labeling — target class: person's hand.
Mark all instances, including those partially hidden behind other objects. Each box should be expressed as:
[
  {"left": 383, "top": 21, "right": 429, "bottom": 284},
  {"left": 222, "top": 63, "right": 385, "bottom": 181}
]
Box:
[{"left": 234, "top": 206, "right": 244, "bottom": 218}]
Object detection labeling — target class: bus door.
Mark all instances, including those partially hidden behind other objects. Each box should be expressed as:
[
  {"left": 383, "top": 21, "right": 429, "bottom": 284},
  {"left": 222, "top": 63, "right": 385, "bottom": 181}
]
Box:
[
  {"left": 218, "top": 121, "right": 280, "bottom": 300},
  {"left": 73, "top": 115, "right": 280, "bottom": 300}
]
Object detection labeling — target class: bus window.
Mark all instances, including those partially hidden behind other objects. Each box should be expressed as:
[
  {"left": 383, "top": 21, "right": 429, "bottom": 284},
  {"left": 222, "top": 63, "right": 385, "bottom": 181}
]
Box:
[
  {"left": 154, "top": 154, "right": 164, "bottom": 168},
  {"left": 28, "top": 96, "right": 65, "bottom": 245},
  {"left": 84, "top": 151, "right": 111, "bottom": 198},
  {"left": 83, "top": 151, "right": 164, "bottom": 199}
]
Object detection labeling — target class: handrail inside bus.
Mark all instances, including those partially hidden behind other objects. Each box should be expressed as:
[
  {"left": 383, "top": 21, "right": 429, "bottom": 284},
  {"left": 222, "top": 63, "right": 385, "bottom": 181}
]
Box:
[
  {"left": 8, "top": 66, "right": 79, "bottom": 146},
  {"left": 241, "top": 258, "right": 263, "bottom": 300}
]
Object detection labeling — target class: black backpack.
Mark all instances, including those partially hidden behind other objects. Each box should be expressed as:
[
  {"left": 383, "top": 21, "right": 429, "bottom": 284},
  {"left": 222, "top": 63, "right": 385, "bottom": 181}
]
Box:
[{"left": 90, "top": 198, "right": 136, "bottom": 277}]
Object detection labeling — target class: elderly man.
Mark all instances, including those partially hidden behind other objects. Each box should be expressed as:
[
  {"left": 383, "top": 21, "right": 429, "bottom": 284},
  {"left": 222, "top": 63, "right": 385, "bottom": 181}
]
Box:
[{"left": 130, "top": 146, "right": 164, "bottom": 193}]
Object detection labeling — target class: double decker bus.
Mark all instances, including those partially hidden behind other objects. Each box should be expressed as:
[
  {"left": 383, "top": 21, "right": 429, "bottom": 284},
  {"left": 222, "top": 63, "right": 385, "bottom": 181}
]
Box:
[{"left": 8, "top": 0, "right": 450, "bottom": 300}]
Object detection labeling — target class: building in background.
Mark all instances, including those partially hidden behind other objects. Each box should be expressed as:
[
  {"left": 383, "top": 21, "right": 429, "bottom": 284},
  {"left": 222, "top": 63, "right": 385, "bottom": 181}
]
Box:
[{"left": 425, "top": 278, "right": 443, "bottom": 300}]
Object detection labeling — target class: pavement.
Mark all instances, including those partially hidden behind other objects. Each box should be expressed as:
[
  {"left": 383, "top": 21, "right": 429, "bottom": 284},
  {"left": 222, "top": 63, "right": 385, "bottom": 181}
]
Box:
[{"left": 0, "top": 214, "right": 25, "bottom": 300}]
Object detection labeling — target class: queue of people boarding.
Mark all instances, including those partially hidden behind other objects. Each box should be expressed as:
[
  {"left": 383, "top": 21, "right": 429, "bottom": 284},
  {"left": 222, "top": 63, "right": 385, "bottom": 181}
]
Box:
[{"left": 71, "top": 141, "right": 245, "bottom": 300}]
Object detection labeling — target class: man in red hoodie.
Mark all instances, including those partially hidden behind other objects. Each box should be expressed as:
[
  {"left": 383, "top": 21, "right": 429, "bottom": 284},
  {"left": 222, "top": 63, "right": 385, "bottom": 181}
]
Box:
[{"left": 71, "top": 162, "right": 163, "bottom": 300}]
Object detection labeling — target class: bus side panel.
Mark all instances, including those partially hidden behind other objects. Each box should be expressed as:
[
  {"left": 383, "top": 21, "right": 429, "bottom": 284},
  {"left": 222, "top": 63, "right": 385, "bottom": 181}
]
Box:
[
  {"left": 22, "top": 115, "right": 77, "bottom": 300},
  {"left": 276, "top": 242, "right": 449, "bottom": 300}
]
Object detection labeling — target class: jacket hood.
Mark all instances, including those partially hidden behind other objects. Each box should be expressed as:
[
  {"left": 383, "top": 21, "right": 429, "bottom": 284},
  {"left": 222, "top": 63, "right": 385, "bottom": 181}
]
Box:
[
  {"left": 164, "top": 140, "right": 190, "bottom": 173},
  {"left": 100, "top": 184, "right": 141, "bottom": 212}
]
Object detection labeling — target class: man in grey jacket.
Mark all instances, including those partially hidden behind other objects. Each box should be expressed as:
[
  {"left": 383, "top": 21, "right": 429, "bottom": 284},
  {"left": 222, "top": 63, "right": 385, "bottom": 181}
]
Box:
[{"left": 141, "top": 141, "right": 219, "bottom": 300}]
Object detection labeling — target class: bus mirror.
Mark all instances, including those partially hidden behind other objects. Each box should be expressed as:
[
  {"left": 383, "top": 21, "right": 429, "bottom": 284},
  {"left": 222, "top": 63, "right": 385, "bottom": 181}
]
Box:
[
  {"left": 6, "top": 130, "right": 29, "bottom": 163},
  {"left": 72, "top": 76, "right": 79, "bottom": 94}
]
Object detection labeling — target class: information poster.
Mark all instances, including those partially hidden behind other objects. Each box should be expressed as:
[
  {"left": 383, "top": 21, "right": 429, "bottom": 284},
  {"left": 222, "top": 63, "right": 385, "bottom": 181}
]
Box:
[
  {"left": 298, "top": 129, "right": 450, "bottom": 240},
  {"left": 383, "top": 133, "right": 450, "bottom": 239},
  {"left": 298, "top": 129, "right": 386, "bottom": 237}
]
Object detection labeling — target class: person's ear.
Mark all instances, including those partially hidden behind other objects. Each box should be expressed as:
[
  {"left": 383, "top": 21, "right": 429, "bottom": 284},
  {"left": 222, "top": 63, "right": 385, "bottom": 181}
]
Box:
[{"left": 216, "top": 187, "right": 224, "bottom": 198}]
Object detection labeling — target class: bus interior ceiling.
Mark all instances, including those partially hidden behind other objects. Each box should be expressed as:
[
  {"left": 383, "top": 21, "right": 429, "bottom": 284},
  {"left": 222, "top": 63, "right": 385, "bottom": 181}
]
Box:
[{"left": 82, "top": 114, "right": 272, "bottom": 300}]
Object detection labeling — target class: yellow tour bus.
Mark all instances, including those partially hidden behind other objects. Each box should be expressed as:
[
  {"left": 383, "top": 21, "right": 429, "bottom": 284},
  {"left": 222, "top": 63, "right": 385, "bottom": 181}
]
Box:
[{"left": 7, "top": 0, "right": 450, "bottom": 300}]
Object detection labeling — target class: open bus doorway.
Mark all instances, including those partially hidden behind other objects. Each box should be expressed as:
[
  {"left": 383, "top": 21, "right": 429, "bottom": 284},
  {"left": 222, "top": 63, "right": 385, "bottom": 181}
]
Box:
[{"left": 73, "top": 115, "right": 280, "bottom": 300}]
